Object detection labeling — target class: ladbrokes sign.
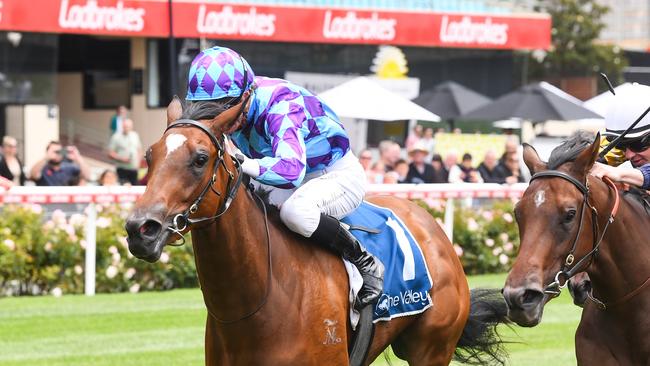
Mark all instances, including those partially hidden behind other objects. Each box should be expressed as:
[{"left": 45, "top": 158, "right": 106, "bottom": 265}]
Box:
[{"left": 0, "top": 0, "right": 550, "bottom": 50}]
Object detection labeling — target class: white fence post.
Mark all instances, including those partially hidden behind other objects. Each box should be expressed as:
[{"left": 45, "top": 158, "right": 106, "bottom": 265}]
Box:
[
  {"left": 443, "top": 198, "right": 454, "bottom": 242},
  {"left": 84, "top": 203, "right": 96, "bottom": 296}
]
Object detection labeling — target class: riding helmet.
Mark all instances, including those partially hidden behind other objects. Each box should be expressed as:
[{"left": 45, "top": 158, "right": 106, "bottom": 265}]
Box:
[{"left": 186, "top": 46, "right": 255, "bottom": 101}]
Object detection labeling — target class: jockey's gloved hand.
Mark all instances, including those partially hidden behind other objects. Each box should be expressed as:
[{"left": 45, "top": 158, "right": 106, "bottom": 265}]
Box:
[{"left": 235, "top": 153, "right": 260, "bottom": 178}]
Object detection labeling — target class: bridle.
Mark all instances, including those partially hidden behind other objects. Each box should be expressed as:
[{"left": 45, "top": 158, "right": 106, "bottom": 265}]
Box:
[
  {"left": 164, "top": 119, "right": 244, "bottom": 245},
  {"left": 529, "top": 171, "right": 620, "bottom": 298}
]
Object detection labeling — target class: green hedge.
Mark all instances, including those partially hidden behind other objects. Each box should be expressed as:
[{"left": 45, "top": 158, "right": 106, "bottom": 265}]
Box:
[
  {"left": 417, "top": 199, "right": 520, "bottom": 275},
  {"left": 0, "top": 204, "right": 196, "bottom": 296},
  {"left": 0, "top": 199, "right": 519, "bottom": 296}
]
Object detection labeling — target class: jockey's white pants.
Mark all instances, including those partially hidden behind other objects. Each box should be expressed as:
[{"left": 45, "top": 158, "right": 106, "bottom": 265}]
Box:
[{"left": 260, "top": 152, "right": 367, "bottom": 237}]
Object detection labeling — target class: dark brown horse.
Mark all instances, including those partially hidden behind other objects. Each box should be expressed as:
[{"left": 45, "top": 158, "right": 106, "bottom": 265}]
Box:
[
  {"left": 125, "top": 97, "right": 509, "bottom": 365},
  {"left": 503, "top": 131, "right": 650, "bottom": 365}
]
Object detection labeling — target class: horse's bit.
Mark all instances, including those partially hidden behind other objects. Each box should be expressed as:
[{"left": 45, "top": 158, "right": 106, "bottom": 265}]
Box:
[{"left": 528, "top": 171, "right": 619, "bottom": 299}]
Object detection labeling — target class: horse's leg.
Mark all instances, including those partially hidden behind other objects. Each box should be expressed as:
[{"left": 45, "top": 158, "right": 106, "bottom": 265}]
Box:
[
  {"left": 205, "top": 316, "right": 225, "bottom": 365},
  {"left": 392, "top": 263, "right": 469, "bottom": 366}
]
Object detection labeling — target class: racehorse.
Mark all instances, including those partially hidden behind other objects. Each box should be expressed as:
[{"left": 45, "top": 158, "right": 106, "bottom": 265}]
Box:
[
  {"left": 503, "top": 131, "right": 650, "bottom": 365},
  {"left": 125, "top": 97, "right": 509, "bottom": 366}
]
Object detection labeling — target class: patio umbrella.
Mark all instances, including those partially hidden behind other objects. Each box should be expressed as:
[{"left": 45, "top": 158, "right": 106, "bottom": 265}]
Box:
[
  {"left": 318, "top": 77, "right": 440, "bottom": 122},
  {"left": 413, "top": 81, "right": 492, "bottom": 119},
  {"left": 461, "top": 81, "right": 603, "bottom": 122},
  {"left": 583, "top": 82, "right": 635, "bottom": 117}
]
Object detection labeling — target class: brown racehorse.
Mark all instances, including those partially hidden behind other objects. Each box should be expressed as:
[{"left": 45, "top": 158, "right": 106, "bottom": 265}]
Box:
[
  {"left": 125, "top": 97, "right": 509, "bottom": 366},
  {"left": 503, "top": 131, "right": 650, "bottom": 365}
]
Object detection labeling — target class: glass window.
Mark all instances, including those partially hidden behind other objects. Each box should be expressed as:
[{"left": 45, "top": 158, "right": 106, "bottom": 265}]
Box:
[
  {"left": 58, "top": 34, "right": 131, "bottom": 110},
  {"left": 0, "top": 32, "right": 57, "bottom": 104}
]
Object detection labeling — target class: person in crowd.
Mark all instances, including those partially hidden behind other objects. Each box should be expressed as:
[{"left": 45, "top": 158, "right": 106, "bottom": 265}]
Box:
[
  {"left": 367, "top": 160, "right": 386, "bottom": 184},
  {"left": 451, "top": 153, "right": 483, "bottom": 183},
  {"left": 453, "top": 127, "right": 462, "bottom": 134},
  {"left": 378, "top": 140, "right": 401, "bottom": 172},
  {"left": 182, "top": 46, "right": 383, "bottom": 307},
  {"left": 430, "top": 153, "right": 449, "bottom": 183},
  {"left": 0, "top": 136, "right": 26, "bottom": 186},
  {"left": 30, "top": 141, "right": 90, "bottom": 186},
  {"left": 498, "top": 153, "right": 525, "bottom": 184},
  {"left": 420, "top": 127, "right": 436, "bottom": 161},
  {"left": 444, "top": 150, "right": 461, "bottom": 183},
  {"left": 500, "top": 138, "right": 519, "bottom": 164},
  {"left": 404, "top": 124, "right": 423, "bottom": 151},
  {"left": 358, "top": 149, "right": 374, "bottom": 172},
  {"left": 108, "top": 118, "right": 143, "bottom": 185},
  {"left": 383, "top": 170, "right": 400, "bottom": 184},
  {"left": 110, "top": 105, "right": 128, "bottom": 135},
  {"left": 478, "top": 149, "right": 508, "bottom": 184},
  {"left": 406, "top": 142, "right": 435, "bottom": 184},
  {"left": 98, "top": 169, "right": 119, "bottom": 186},
  {"left": 393, "top": 159, "right": 410, "bottom": 183}
]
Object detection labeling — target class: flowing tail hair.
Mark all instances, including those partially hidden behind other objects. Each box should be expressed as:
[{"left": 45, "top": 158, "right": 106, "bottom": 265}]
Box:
[{"left": 454, "top": 288, "right": 511, "bottom": 365}]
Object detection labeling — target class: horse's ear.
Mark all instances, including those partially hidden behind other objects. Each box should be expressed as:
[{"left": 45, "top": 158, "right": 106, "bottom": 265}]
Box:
[
  {"left": 206, "top": 96, "right": 247, "bottom": 134},
  {"left": 167, "top": 96, "right": 183, "bottom": 125},
  {"left": 522, "top": 143, "right": 546, "bottom": 175},
  {"left": 571, "top": 132, "right": 601, "bottom": 176}
]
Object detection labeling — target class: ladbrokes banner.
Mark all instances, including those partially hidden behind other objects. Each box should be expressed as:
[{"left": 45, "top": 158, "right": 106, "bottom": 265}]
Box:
[{"left": 0, "top": 0, "right": 551, "bottom": 49}]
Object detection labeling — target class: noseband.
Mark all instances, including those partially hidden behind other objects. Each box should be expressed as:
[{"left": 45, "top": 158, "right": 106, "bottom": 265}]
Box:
[
  {"left": 529, "top": 171, "right": 619, "bottom": 298},
  {"left": 163, "top": 119, "right": 244, "bottom": 244}
]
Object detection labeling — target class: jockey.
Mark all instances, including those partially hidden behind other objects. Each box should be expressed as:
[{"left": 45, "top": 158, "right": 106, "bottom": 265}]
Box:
[
  {"left": 184, "top": 46, "right": 384, "bottom": 308},
  {"left": 591, "top": 83, "right": 650, "bottom": 190}
]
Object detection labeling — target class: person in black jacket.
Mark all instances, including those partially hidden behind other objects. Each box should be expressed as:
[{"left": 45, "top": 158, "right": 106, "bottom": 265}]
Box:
[
  {"left": 406, "top": 142, "right": 436, "bottom": 184},
  {"left": 0, "top": 136, "right": 26, "bottom": 186},
  {"left": 478, "top": 149, "right": 508, "bottom": 184}
]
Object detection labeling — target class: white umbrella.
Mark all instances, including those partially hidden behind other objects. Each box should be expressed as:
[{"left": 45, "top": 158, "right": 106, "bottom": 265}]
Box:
[
  {"left": 318, "top": 77, "right": 440, "bottom": 122},
  {"left": 583, "top": 82, "right": 635, "bottom": 117}
]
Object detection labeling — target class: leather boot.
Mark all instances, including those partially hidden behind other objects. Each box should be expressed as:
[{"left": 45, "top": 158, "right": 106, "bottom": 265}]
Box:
[{"left": 311, "top": 214, "right": 385, "bottom": 307}]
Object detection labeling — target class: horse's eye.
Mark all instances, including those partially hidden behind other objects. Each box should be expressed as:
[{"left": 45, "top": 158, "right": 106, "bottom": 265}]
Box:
[
  {"left": 145, "top": 149, "right": 152, "bottom": 165},
  {"left": 193, "top": 154, "right": 209, "bottom": 168},
  {"left": 564, "top": 209, "right": 577, "bottom": 223}
]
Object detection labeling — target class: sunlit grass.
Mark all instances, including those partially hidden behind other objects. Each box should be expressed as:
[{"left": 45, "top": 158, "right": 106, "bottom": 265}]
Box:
[{"left": 0, "top": 273, "right": 580, "bottom": 365}]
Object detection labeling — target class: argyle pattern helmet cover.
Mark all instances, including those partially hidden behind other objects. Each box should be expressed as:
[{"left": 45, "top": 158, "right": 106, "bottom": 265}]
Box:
[{"left": 186, "top": 46, "right": 255, "bottom": 101}]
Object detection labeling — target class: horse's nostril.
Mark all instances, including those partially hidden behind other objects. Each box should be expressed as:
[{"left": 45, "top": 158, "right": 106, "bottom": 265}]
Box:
[
  {"left": 139, "top": 219, "right": 162, "bottom": 239},
  {"left": 521, "top": 289, "right": 544, "bottom": 306}
]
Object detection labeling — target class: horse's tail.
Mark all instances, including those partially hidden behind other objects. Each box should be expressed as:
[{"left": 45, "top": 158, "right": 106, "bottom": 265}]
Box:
[{"left": 454, "top": 288, "right": 511, "bottom": 365}]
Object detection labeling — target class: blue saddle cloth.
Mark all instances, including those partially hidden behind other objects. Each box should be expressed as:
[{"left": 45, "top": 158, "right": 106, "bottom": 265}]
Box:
[{"left": 341, "top": 201, "right": 433, "bottom": 322}]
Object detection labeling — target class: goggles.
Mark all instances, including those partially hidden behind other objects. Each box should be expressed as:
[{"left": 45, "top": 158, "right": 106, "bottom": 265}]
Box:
[{"left": 607, "top": 134, "right": 650, "bottom": 153}]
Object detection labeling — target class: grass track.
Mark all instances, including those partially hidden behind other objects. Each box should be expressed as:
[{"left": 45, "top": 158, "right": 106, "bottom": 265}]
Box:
[{"left": 0, "top": 273, "right": 581, "bottom": 365}]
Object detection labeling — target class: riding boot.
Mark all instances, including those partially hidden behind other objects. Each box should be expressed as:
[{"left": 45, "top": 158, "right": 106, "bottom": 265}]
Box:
[{"left": 311, "top": 214, "right": 385, "bottom": 308}]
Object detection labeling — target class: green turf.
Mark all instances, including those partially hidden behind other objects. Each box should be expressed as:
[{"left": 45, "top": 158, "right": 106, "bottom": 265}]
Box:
[{"left": 0, "top": 274, "right": 581, "bottom": 365}]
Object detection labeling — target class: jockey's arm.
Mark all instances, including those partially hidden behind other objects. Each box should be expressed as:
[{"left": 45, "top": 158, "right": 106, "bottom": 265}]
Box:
[
  {"left": 243, "top": 108, "right": 308, "bottom": 189},
  {"left": 591, "top": 161, "right": 648, "bottom": 188}
]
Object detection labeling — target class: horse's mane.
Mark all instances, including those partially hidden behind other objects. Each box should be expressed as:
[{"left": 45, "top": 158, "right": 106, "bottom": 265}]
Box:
[
  {"left": 547, "top": 130, "right": 595, "bottom": 170},
  {"left": 181, "top": 99, "right": 237, "bottom": 120}
]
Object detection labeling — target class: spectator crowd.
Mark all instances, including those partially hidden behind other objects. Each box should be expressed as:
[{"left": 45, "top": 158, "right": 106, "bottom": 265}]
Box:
[
  {"left": 359, "top": 126, "right": 526, "bottom": 185},
  {"left": 1, "top": 117, "right": 524, "bottom": 188}
]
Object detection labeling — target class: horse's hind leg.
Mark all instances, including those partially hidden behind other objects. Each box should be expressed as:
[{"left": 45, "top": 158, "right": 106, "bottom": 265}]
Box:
[{"left": 391, "top": 286, "right": 468, "bottom": 365}]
